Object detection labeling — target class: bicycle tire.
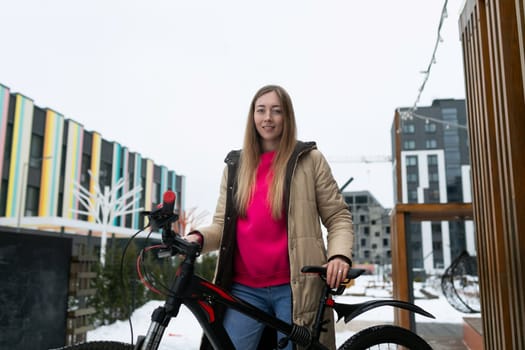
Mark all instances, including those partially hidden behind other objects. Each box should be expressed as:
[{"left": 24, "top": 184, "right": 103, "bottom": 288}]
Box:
[
  {"left": 49, "top": 341, "right": 134, "bottom": 350},
  {"left": 338, "top": 325, "right": 432, "bottom": 350}
]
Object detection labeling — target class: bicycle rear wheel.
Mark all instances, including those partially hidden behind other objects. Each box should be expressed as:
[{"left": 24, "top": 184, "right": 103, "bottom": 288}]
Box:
[
  {"left": 338, "top": 325, "right": 432, "bottom": 350},
  {"left": 50, "top": 341, "right": 133, "bottom": 350}
]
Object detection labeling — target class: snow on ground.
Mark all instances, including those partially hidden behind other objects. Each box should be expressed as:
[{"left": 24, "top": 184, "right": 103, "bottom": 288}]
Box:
[
  {"left": 88, "top": 301, "right": 201, "bottom": 350},
  {"left": 88, "top": 275, "right": 478, "bottom": 349}
]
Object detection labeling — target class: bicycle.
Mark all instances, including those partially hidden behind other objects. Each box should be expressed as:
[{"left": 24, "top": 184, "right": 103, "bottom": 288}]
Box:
[{"left": 54, "top": 193, "right": 435, "bottom": 350}]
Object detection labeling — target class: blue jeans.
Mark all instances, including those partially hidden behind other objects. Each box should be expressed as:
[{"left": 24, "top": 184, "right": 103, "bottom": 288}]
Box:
[{"left": 223, "top": 283, "right": 293, "bottom": 350}]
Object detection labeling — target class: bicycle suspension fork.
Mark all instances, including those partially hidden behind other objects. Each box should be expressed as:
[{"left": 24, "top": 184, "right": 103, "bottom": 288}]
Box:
[
  {"left": 140, "top": 307, "right": 170, "bottom": 350},
  {"left": 140, "top": 249, "right": 196, "bottom": 349}
]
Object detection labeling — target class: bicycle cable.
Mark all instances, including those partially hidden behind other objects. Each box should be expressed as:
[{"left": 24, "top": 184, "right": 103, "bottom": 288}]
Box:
[
  {"left": 119, "top": 224, "right": 151, "bottom": 347},
  {"left": 136, "top": 244, "right": 173, "bottom": 296}
]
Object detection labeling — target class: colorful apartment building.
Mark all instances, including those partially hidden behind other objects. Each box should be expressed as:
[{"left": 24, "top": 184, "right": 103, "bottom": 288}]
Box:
[{"left": 0, "top": 83, "right": 185, "bottom": 236}]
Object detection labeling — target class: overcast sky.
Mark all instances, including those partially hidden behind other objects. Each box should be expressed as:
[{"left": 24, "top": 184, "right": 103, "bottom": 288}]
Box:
[{"left": 0, "top": 0, "right": 467, "bottom": 221}]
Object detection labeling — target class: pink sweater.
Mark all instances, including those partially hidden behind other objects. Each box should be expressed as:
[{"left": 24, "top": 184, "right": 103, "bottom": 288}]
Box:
[{"left": 233, "top": 151, "right": 290, "bottom": 288}]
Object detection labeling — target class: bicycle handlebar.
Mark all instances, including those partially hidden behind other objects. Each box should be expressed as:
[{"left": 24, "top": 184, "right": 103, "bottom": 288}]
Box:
[
  {"left": 158, "top": 232, "right": 202, "bottom": 262},
  {"left": 165, "top": 233, "right": 202, "bottom": 259},
  {"left": 141, "top": 198, "right": 202, "bottom": 260}
]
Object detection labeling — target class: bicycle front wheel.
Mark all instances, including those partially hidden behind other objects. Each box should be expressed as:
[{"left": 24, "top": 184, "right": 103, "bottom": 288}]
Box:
[
  {"left": 50, "top": 341, "right": 133, "bottom": 350},
  {"left": 338, "top": 325, "right": 432, "bottom": 350}
]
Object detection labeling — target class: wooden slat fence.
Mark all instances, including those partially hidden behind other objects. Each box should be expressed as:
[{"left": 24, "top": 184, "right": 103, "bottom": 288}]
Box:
[{"left": 65, "top": 242, "right": 98, "bottom": 345}]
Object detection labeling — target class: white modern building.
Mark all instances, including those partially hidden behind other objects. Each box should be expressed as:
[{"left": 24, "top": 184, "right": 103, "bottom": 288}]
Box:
[{"left": 391, "top": 99, "right": 475, "bottom": 274}]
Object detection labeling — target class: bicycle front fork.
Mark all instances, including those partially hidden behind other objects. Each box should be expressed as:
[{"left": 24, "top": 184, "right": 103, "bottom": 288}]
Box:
[{"left": 135, "top": 307, "right": 167, "bottom": 350}]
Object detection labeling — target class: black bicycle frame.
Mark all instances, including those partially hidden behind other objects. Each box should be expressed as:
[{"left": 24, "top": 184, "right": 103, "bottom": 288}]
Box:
[
  {"left": 136, "top": 215, "right": 434, "bottom": 350},
  {"left": 186, "top": 275, "right": 323, "bottom": 350},
  {"left": 139, "top": 255, "right": 330, "bottom": 350}
]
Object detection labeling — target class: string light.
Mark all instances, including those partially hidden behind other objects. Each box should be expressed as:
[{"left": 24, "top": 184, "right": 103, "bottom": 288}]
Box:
[
  {"left": 399, "top": 0, "right": 468, "bottom": 131},
  {"left": 406, "top": 110, "right": 467, "bottom": 130},
  {"left": 410, "top": 0, "right": 448, "bottom": 112}
]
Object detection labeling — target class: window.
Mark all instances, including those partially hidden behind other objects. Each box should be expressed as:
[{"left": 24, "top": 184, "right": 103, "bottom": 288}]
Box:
[
  {"left": 425, "top": 122, "right": 437, "bottom": 133},
  {"left": 80, "top": 154, "right": 91, "bottom": 188},
  {"left": 152, "top": 182, "right": 160, "bottom": 205},
  {"left": 360, "top": 215, "right": 367, "bottom": 223},
  {"left": 99, "top": 161, "right": 112, "bottom": 189},
  {"left": 403, "top": 140, "right": 416, "bottom": 150},
  {"left": 0, "top": 180, "right": 7, "bottom": 216},
  {"left": 407, "top": 173, "right": 418, "bottom": 183},
  {"left": 139, "top": 177, "right": 147, "bottom": 228},
  {"left": 30, "top": 134, "right": 43, "bottom": 161},
  {"left": 25, "top": 186, "right": 40, "bottom": 216},
  {"left": 408, "top": 190, "right": 418, "bottom": 202},
  {"left": 375, "top": 231, "right": 380, "bottom": 237},
  {"left": 425, "top": 139, "right": 437, "bottom": 149},
  {"left": 444, "top": 134, "right": 460, "bottom": 146},
  {"left": 412, "top": 241, "right": 422, "bottom": 251},
  {"left": 383, "top": 238, "right": 389, "bottom": 247},
  {"left": 385, "top": 226, "right": 390, "bottom": 234},
  {"left": 429, "top": 190, "right": 440, "bottom": 201},
  {"left": 364, "top": 250, "right": 370, "bottom": 259},
  {"left": 125, "top": 213, "right": 132, "bottom": 228},
  {"left": 371, "top": 244, "right": 377, "bottom": 250},
  {"left": 363, "top": 227, "right": 370, "bottom": 235},
  {"left": 402, "top": 123, "right": 415, "bottom": 134},
  {"left": 355, "top": 196, "right": 367, "bottom": 204},
  {"left": 406, "top": 155, "right": 417, "bottom": 166},
  {"left": 429, "top": 172, "right": 439, "bottom": 182},
  {"left": 361, "top": 238, "right": 366, "bottom": 247},
  {"left": 3, "top": 124, "right": 13, "bottom": 166},
  {"left": 428, "top": 154, "right": 438, "bottom": 165},
  {"left": 442, "top": 108, "right": 458, "bottom": 121}
]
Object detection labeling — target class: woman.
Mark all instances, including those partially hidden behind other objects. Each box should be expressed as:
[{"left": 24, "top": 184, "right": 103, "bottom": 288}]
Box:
[{"left": 186, "top": 85, "right": 353, "bottom": 349}]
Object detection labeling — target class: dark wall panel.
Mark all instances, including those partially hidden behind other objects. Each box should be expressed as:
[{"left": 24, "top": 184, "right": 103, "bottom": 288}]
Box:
[{"left": 0, "top": 229, "right": 72, "bottom": 350}]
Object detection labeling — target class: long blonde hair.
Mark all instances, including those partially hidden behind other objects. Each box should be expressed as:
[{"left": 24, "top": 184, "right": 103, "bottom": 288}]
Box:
[{"left": 236, "top": 85, "right": 297, "bottom": 219}]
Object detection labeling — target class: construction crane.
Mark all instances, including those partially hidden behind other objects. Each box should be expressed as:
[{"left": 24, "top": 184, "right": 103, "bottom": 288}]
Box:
[
  {"left": 328, "top": 155, "right": 392, "bottom": 192},
  {"left": 327, "top": 155, "right": 392, "bottom": 164}
]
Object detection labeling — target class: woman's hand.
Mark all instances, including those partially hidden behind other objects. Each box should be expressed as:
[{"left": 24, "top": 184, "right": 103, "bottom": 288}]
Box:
[
  {"left": 183, "top": 231, "right": 204, "bottom": 247},
  {"left": 324, "top": 257, "right": 350, "bottom": 289}
]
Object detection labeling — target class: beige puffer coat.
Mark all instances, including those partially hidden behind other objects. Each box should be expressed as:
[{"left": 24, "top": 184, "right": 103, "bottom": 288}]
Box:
[{"left": 199, "top": 141, "right": 354, "bottom": 350}]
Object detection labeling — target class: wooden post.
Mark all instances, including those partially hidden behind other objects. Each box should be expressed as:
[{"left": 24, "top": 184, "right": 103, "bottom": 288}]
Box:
[
  {"left": 390, "top": 208, "right": 412, "bottom": 329},
  {"left": 390, "top": 203, "right": 473, "bottom": 331},
  {"left": 459, "top": 0, "right": 525, "bottom": 348}
]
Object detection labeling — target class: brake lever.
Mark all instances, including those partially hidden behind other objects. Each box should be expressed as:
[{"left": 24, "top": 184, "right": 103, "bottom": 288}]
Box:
[{"left": 157, "top": 248, "right": 173, "bottom": 259}]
